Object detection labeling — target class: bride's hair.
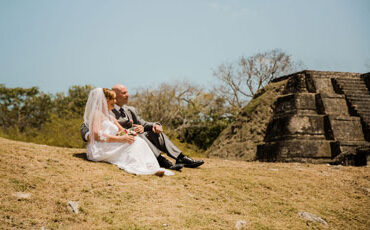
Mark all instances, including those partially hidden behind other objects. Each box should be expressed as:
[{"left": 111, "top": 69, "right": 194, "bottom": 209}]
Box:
[{"left": 103, "top": 88, "right": 116, "bottom": 101}]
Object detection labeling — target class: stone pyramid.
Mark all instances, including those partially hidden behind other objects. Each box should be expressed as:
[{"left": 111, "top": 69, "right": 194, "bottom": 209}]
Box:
[{"left": 257, "top": 70, "right": 370, "bottom": 165}]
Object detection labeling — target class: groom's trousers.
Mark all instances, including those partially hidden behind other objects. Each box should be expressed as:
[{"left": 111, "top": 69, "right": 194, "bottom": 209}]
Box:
[{"left": 141, "top": 131, "right": 182, "bottom": 159}]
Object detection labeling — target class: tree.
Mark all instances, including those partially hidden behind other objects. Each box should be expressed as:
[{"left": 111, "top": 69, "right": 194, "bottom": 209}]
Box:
[
  {"left": 130, "top": 82, "right": 201, "bottom": 128},
  {"left": 129, "top": 81, "right": 232, "bottom": 149},
  {"left": 0, "top": 85, "right": 52, "bottom": 131},
  {"left": 176, "top": 92, "right": 231, "bottom": 149},
  {"left": 52, "top": 85, "right": 93, "bottom": 118},
  {"left": 213, "top": 49, "right": 302, "bottom": 115}
]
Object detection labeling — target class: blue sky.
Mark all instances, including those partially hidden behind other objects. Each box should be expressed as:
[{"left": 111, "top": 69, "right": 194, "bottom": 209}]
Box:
[{"left": 0, "top": 0, "right": 369, "bottom": 94}]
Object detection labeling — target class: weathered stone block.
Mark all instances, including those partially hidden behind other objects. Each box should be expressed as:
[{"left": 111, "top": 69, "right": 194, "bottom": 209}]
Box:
[
  {"left": 328, "top": 116, "right": 365, "bottom": 141},
  {"left": 274, "top": 93, "right": 317, "bottom": 116},
  {"left": 257, "top": 140, "right": 333, "bottom": 161},
  {"left": 264, "top": 114, "right": 326, "bottom": 141},
  {"left": 317, "top": 94, "right": 348, "bottom": 116},
  {"left": 311, "top": 76, "right": 336, "bottom": 94},
  {"left": 283, "top": 74, "right": 307, "bottom": 94}
]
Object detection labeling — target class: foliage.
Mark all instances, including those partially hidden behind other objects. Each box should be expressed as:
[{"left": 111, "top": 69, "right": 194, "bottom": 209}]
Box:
[
  {"left": 130, "top": 82, "right": 232, "bottom": 149},
  {"left": 0, "top": 85, "right": 92, "bottom": 148},
  {"left": 53, "top": 85, "right": 93, "bottom": 118},
  {"left": 130, "top": 82, "right": 200, "bottom": 128},
  {"left": 0, "top": 84, "right": 52, "bottom": 131}
]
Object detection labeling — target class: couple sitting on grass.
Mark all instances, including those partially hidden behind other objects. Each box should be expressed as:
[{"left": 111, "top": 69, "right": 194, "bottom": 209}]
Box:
[{"left": 81, "top": 84, "right": 204, "bottom": 177}]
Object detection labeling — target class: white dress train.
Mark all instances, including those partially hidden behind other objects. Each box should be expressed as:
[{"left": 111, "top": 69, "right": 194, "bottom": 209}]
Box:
[{"left": 87, "top": 119, "right": 173, "bottom": 176}]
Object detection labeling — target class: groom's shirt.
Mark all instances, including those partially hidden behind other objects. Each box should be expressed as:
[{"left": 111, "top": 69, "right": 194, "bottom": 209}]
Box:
[
  {"left": 113, "top": 104, "right": 127, "bottom": 117},
  {"left": 112, "top": 104, "right": 133, "bottom": 128}
]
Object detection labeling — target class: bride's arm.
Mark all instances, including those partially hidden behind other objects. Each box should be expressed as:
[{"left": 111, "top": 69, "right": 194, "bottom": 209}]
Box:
[
  {"left": 112, "top": 116, "right": 125, "bottom": 132},
  {"left": 91, "top": 114, "right": 133, "bottom": 143},
  {"left": 94, "top": 129, "right": 134, "bottom": 143}
]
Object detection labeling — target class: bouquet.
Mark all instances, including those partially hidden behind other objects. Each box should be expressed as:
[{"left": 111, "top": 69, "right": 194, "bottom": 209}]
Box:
[{"left": 117, "top": 128, "right": 137, "bottom": 136}]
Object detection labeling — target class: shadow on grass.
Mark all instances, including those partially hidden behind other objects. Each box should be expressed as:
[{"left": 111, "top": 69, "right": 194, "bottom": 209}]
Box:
[
  {"left": 72, "top": 153, "right": 113, "bottom": 167},
  {"left": 73, "top": 153, "right": 88, "bottom": 161}
]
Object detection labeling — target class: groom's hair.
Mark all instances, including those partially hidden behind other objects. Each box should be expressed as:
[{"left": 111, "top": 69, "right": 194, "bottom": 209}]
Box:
[{"left": 103, "top": 88, "right": 116, "bottom": 100}]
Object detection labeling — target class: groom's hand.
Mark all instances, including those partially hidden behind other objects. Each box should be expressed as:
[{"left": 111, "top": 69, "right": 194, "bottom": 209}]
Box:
[
  {"left": 132, "top": 124, "right": 144, "bottom": 133},
  {"left": 153, "top": 124, "right": 163, "bottom": 134}
]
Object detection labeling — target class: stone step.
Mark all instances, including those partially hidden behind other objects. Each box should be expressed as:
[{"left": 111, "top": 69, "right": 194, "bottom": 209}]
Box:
[
  {"left": 359, "top": 114, "right": 370, "bottom": 119},
  {"left": 336, "top": 78, "right": 367, "bottom": 83},
  {"left": 355, "top": 108, "right": 370, "bottom": 113},
  {"left": 351, "top": 101, "right": 370, "bottom": 107},
  {"left": 361, "top": 115, "right": 370, "bottom": 121},
  {"left": 362, "top": 118, "right": 370, "bottom": 124},
  {"left": 337, "top": 81, "right": 367, "bottom": 86},
  {"left": 339, "top": 140, "right": 370, "bottom": 146},
  {"left": 347, "top": 95, "right": 370, "bottom": 101},
  {"left": 353, "top": 103, "right": 370, "bottom": 109},
  {"left": 342, "top": 87, "right": 369, "bottom": 92},
  {"left": 338, "top": 141, "right": 370, "bottom": 154},
  {"left": 362, "top": 119, "right": 370, "bottom": 124},
  {"left": 362, "top": 116, "right": 370, "bottom": 121},
  {"left": 339, "top": 81, "right": 368, "bottom": 86},
  {"left": 343, "top": 89, "right": 370, "bottom": 95},
  {"left": 351, "top": 107, "right": 370, "bottom": 114},
  {"left": 345, "top": 92, "right": 370, "bottom": 97},
  {"left": 338, "top": 84, "right": 368, "bottom": 90},
  {"left": 337, "top": 84, "right": 367, "bottom": 90}
]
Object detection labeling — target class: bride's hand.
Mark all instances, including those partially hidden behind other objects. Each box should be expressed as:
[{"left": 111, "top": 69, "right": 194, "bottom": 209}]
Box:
[{"left": 119, "top": 134, "right": 135, "bottom": 144}]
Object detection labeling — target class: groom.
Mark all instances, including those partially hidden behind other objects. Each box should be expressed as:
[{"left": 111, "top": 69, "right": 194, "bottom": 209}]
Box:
[{"left": 80, "top": 84, "right": 204, "bottom": 170}]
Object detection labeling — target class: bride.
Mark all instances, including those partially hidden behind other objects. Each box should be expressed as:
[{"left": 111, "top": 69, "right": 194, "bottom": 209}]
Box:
[{"left": 83, "top": 87, "right": 173, "bottom": 176}]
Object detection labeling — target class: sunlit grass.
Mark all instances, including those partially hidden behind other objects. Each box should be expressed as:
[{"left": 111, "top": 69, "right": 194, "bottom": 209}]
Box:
[{"left": 0, "top": 137, "right": 369, "bottom": 229}]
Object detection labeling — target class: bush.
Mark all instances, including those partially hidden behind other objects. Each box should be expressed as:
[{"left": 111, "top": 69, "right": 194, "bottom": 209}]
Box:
[{"left": 0, "top": 115, "right": 85, "bottom": 148}]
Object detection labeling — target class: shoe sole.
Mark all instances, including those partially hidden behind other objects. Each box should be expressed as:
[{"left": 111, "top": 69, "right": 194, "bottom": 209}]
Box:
[
  {"left": 183, "top": 161, "right": 204, "bottom": 168},
  {"left": 169, "top": 166, "right": 183, "bottom": 171}
]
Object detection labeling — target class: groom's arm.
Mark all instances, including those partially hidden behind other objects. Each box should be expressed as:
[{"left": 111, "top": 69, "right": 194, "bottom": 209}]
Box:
[{"left": 127, "top": 107, "right": 160, "bottom": 132}]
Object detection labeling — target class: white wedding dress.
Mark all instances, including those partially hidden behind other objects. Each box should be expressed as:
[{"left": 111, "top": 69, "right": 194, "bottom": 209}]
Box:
[{"left": 87, "top": 119, "right": 173, "bottom": 176}]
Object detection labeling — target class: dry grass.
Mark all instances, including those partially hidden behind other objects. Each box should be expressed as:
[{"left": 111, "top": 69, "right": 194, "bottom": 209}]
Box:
[{"left": 0, "top": 137, "right": 369, "bottom": 229}]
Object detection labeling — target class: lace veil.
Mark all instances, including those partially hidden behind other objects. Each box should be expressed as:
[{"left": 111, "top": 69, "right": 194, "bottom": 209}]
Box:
[{"left": 83, "top": 88, "right": 114, "bottom": 144}]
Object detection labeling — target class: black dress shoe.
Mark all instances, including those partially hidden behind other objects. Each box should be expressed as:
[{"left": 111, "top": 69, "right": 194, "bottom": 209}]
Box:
[
  {"left": 157, "top": 155, "right": 183, "bottom": 171},
  {"left": 176, "top": 156, "right": 204, "bottom": 168}
]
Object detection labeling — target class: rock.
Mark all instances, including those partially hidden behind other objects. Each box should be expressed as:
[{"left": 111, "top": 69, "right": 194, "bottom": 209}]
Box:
[
  {"left": 162, "top": 224, "right": 168, "bottom": 227},
  {"left": 235, "top": 220, "right": 247, "bottom": 229},
  {"left": 331, "top": 165, "right": 342, "bottom": 170},
  {"left": 13, "top": 192, "right": 31, "bottom": 200},
  {"left": 68, "top": 201, "right": 79, "bottom": 214},
  {"left": 298, "top": 211, "right": 328, "bottom": 225},
  {"left": 269, "top": 168, "right": 278, "bottom": 171}
]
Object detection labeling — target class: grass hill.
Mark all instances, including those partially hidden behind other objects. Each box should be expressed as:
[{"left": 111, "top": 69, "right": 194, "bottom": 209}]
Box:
[{"left": 0, "top": 137, "right": 369, "bottom": 229}]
